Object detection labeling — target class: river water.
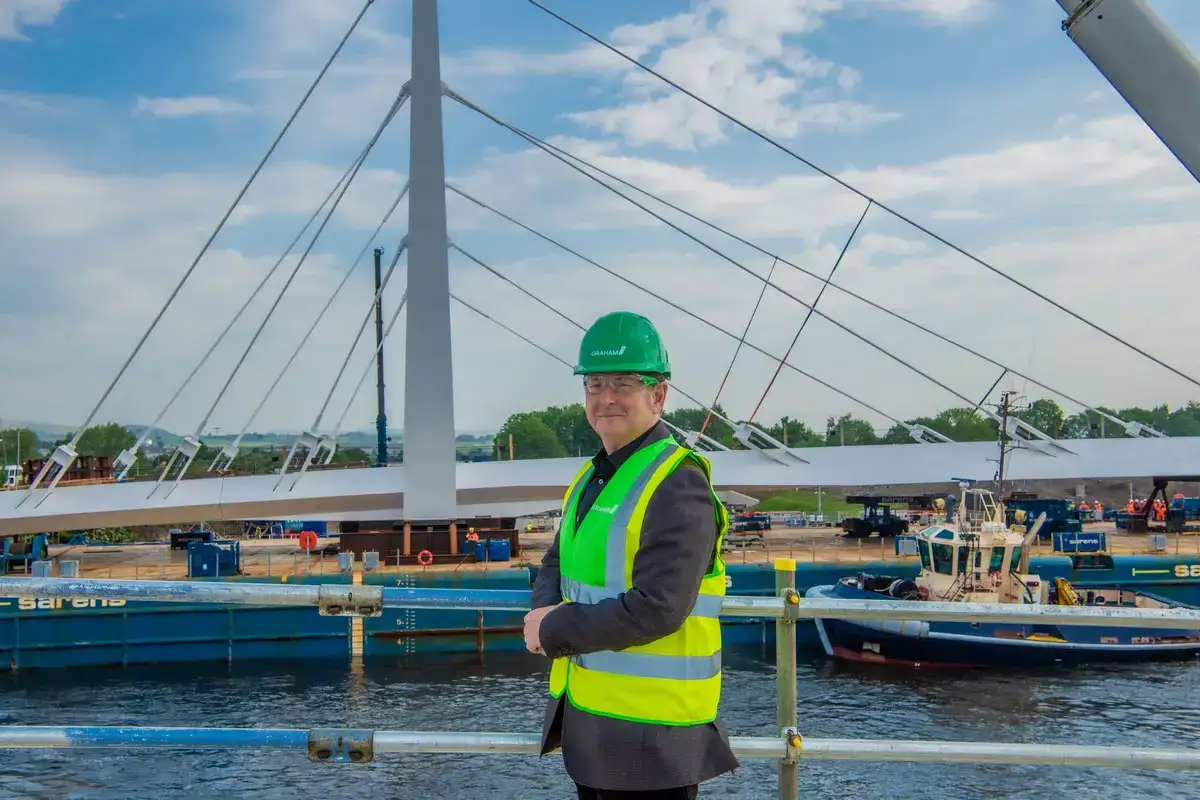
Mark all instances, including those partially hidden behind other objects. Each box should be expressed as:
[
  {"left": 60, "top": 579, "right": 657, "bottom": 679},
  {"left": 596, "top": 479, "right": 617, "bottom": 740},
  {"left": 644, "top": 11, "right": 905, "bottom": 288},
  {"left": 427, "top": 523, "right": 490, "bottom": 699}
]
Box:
[{"left": 1, "top": 647, "right": 1197, "bottom": 799}]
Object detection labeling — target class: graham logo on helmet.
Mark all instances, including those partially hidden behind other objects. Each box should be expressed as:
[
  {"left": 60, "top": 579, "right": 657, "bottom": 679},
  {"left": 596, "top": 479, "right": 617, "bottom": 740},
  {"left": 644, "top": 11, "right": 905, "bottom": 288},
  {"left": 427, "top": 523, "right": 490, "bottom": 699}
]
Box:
[{"left": 590, "top": 346, "right": 627, "bottom": 357}]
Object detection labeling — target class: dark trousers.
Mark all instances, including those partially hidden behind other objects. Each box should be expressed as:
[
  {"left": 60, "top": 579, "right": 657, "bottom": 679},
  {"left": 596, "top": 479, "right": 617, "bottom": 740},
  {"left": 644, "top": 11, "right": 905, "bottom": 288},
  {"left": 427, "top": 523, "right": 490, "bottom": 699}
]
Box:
[{"left": 575, "top": 784, "right": 698, "bottom": 799}]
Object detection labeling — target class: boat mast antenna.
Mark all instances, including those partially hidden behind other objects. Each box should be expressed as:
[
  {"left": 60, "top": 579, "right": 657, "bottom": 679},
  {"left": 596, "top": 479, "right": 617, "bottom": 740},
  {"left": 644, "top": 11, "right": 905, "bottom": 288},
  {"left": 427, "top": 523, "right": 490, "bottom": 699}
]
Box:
[{"left": 994, "top": 389, "right": 1025, "bottom": 501}]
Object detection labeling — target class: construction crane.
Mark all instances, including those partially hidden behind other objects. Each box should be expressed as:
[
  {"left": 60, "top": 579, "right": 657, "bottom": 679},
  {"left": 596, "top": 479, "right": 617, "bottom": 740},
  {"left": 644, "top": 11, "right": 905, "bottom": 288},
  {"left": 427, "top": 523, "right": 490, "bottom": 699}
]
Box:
[{"left": 1057, "top": 0, "right": 1200, "bottom": 184}]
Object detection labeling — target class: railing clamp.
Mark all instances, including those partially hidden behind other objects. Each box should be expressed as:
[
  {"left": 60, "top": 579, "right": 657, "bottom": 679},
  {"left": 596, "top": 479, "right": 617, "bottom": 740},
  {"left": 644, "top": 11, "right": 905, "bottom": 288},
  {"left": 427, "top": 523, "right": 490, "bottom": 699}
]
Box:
[
  {"left": 317, "top": 585, "right": 383, "bottom": 617},
  {"left": 782, "top": 728, "right": 802, "bottom": 765},
  {"left": 780, "top": 588, "right": 801, "bottom": 623},
  {"left": 308, "top": 728, "right": 375, "bottom": 763}
]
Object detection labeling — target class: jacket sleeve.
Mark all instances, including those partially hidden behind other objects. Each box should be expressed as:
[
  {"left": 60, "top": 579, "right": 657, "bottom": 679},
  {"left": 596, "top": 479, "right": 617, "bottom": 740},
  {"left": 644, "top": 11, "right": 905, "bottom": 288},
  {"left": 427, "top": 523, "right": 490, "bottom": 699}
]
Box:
[
  {"left": 538, "top": 461, "right": 718, "bottom": 657},
  {"left": 530, "top": 527, "right": 563, "bottom": 610}
]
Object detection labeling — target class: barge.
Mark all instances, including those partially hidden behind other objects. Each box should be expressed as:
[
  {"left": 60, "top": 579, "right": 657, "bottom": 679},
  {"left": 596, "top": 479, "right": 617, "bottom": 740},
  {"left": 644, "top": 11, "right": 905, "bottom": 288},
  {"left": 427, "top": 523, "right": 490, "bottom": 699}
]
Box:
[{"left": 1, "top": 532, "right": 1198, "bottom": 671}]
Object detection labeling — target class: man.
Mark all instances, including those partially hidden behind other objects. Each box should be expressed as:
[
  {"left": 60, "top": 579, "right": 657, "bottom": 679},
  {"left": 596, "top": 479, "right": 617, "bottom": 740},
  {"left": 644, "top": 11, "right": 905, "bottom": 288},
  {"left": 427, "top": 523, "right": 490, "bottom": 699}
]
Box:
[{"left": 523, "top": 311, "right": 739, "bottom": 799}]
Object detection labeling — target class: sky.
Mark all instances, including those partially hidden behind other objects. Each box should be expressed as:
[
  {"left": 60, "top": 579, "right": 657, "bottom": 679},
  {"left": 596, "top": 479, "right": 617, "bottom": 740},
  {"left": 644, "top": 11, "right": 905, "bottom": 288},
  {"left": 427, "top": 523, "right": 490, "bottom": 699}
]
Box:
[{"left": 2, "top": 0, "right": 1200, "bottom": 439}]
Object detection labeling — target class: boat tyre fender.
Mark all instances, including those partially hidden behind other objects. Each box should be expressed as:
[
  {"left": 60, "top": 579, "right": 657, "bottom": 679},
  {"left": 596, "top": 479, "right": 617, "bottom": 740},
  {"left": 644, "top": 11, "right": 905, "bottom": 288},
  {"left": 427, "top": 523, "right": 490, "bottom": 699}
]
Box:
[
  {"left": 417, "top": 550, "right": 433, "bottom": 566},
  {"left": 298, "top": 530, "right": 319, "bottom": 551}
]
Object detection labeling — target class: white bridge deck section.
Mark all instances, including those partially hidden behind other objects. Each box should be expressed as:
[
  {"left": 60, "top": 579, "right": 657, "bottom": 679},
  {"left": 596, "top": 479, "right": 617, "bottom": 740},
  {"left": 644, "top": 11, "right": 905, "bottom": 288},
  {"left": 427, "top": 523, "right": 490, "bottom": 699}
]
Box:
[{"left": 1, "top": 436, "right": 1196, "bottom": 535}]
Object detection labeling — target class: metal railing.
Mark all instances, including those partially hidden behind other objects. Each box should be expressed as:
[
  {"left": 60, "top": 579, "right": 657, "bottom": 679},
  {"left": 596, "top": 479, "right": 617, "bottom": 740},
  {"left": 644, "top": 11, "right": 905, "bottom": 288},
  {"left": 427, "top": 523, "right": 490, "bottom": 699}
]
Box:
[{"left": 1, "top": 561, "right": 1199, "bottom": 798}]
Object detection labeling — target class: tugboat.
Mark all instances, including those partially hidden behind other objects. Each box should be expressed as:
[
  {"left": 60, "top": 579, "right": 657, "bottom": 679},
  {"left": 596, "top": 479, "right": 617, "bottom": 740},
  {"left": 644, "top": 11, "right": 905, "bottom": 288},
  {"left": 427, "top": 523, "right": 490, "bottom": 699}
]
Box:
[
  {"left": 806, "top": 393, "right": 1200, "bottom": 668},
  {"left": 806, "top": 485, "right": 1200, "bottom": 666}
]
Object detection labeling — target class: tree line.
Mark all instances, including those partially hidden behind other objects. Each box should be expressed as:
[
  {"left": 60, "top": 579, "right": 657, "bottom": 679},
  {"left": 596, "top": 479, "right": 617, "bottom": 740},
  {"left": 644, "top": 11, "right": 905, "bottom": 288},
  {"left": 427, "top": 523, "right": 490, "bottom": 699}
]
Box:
[{"left": 489, "top": 399, "right": 1200, "bottom": 460}]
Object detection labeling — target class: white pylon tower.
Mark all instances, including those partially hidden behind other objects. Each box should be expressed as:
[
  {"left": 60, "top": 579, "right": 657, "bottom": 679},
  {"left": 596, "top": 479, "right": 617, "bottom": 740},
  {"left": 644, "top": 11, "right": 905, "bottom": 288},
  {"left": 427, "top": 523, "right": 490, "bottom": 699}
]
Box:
[{"left": 403, "top": 0, "right": 457, "bottom": 521}]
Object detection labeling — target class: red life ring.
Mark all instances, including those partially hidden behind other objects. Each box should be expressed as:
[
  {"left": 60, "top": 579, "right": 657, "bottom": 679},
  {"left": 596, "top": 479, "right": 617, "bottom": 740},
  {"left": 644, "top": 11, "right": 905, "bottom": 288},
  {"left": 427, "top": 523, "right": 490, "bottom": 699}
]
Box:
[
  {"left": 298, "top": 530, "right": 319, "bottom": 551},
  {"left": 417, "top": 549, "right": 433, "bottom": 566}
]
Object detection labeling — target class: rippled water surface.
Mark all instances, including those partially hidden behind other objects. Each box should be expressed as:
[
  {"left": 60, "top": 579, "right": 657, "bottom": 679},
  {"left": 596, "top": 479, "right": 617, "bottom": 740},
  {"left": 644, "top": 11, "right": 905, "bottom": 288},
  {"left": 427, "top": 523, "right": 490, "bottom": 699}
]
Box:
[{"left": 1, "top": 647, "right": 1197, "bottom": 799}]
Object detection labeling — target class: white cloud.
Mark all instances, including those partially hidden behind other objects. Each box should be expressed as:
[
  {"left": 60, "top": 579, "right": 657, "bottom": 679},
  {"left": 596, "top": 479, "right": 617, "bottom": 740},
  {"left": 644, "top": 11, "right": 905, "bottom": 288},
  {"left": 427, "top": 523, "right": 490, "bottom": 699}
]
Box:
[
  {"left": 0, "top": 0, "right": 71, "bottom": 41},
  {"left": 564, "top": 2, "right": 897, "bottom": 149},
  {"left": 931, "top": 208, "right": 988, "bottom": 221},
  {"left": 0, "top": 91, "right": 57, "bottom": 114},
  {"left": 0, "top": 138, "right": 410, "bottom": 435},
  {"left": 134, "top": 95, "right": 251, "bottom": 119},
  {"left": 450, "top": 110, "right": 1199, "bottom": 250},
  {"left": 836, "top": 66, "right": 861, "bottom": 90},
  {"left": 862, "top": 0, "right": 992, "bottom": 24},
  {"left": 523, "top": 0, "right": 993, "bottom": 150}
]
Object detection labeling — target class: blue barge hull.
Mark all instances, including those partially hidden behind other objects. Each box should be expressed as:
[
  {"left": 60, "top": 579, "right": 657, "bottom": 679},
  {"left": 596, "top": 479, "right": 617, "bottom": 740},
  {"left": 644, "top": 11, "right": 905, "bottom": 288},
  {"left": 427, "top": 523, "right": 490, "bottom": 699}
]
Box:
[{"left": 2, "top": 554, "right": 1198, "bottom": 671}]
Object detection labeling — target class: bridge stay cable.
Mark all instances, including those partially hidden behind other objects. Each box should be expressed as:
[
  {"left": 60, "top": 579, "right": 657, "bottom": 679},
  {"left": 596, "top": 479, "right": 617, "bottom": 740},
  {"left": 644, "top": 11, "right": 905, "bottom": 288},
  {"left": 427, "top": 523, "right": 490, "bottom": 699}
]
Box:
[
  {"left": 17, "top": 0, "right": 380, "bottom": 505},
  {"left": 494, "top": 125, "right": 1159, "bottom": 438},
  {"left": 453, "top": 241, "right": 830, "bottom": 460},
  {"left": 330, "top": 292, "right": 408, "bottom": 443},
  {"left": 211, "top": 196, "right": 411, "bottom": 476},
  {"left": 449, "top": 244, "right": 779, "bottom": 457},
  {"left": 446, "top": 185, "right": 933, "bottom": 448},
  {"left": 524, "top": 0, "right": 1200, "bottom": 394},
  {"left": 448, "top": 94, "right": 1046, "bottom": 447},
  {"left": 463, "top": 109, "right": 1154, "bottom": 442},
  {"left": 698, "top": 257, "right": 777, "bottom": 440},
  {"left": 750, "top": 201, "right": 871, "bottom": 425},
  {"left": 273, "top": 236, "right": 409, "bottom": 486},
  {"left": 114, "top": 147, "right": 388, "bottom": 482},
  {"left": 151, "top": 85, "right": 408, "bottom": 495}
]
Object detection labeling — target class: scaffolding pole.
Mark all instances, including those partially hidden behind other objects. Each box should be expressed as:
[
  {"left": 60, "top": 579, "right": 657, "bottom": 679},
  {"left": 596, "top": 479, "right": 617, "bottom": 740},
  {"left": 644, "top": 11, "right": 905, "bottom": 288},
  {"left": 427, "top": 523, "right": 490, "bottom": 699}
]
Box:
[
  {"left": 0, "top": 726, "right": 1197, "bottom": 770},
  {"left": 775, "top": 559, "right": 800, "bottom": 800},
  {"left": 3, "top": 577, "right": 1200, "bottom": 629}
]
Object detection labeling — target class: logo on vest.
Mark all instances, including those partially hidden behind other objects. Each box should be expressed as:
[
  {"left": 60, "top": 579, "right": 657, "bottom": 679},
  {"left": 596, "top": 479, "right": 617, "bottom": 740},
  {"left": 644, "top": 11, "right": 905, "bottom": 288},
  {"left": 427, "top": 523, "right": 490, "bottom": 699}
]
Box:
[
  {"left": 590, "top": 345, "right": 627, "bottom": 357},
  {"left": 592, "top": 503, "right": 619, "bottom": 514}
]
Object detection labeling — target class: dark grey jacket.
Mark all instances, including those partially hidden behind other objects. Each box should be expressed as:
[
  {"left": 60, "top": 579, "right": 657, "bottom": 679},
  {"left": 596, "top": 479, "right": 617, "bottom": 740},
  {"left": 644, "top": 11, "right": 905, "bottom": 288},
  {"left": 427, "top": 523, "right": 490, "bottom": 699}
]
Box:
[{"left": 532, "top": 421, "right": 739, "bottom": 792}]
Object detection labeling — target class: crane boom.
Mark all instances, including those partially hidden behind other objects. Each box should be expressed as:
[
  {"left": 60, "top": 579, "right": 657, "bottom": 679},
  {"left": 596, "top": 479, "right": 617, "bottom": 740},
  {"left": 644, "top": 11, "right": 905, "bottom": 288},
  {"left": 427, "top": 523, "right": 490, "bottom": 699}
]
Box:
[{"left": 1057, "top": 0, "right": 1200, "bottom": 184}]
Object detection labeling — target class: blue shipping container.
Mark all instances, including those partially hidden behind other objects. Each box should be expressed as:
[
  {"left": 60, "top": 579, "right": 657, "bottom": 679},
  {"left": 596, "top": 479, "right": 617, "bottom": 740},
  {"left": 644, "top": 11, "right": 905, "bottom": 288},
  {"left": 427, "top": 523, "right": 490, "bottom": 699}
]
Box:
[
  {"left": 487, "top": 538, "right": 511, "bottom": 562},
  {"left": 1052, "top": 530, "right": 1107, "bottom": 553}
]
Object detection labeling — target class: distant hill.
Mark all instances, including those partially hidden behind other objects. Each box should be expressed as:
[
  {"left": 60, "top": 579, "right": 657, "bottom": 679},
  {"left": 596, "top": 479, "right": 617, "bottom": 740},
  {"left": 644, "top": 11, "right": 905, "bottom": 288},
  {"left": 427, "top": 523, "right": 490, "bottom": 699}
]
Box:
[{"left": 1, "top": 419, "right": 78, "bottom": 439}]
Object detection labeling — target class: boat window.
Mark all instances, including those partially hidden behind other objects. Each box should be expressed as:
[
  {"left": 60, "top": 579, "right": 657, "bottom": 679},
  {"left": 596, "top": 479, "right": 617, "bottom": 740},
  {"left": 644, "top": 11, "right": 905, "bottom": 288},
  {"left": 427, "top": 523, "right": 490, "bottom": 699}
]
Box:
[
  {"left": 918, "top": 540, "right": 932, "bottom": 569},
  {"left": 990, "top": 546, "right": 1005, "bottom": 573},
  {"left": 957, "top": 546, "right": 969, "bottom": 573},
  {"left": 1009, "top": 546, "right": 1022, "bottom": 572},
  {"left": 1072, "top": 555, "right": 1115, "bottom": 570},
  {"left": 932, "top": 542, "right": 954, "bottom": 575}
]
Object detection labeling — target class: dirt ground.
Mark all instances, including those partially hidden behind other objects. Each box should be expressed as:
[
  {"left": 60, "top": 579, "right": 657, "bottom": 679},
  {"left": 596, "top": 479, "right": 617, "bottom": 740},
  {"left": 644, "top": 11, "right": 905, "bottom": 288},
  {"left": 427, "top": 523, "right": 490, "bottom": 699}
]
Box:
[{"left": 56, "top": 519, "right": 1199, "bottom": 581}]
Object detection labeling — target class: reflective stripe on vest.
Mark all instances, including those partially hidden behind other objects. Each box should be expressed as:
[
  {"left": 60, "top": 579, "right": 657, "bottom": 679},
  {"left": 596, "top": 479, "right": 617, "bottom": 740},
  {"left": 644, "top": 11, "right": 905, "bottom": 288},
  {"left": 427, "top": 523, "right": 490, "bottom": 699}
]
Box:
[
  {"left": 561, "top": 575, "right": 724, "bottom": 619},
  {"left": 571, "top": 649, "right": 721, "bottom": 680}
]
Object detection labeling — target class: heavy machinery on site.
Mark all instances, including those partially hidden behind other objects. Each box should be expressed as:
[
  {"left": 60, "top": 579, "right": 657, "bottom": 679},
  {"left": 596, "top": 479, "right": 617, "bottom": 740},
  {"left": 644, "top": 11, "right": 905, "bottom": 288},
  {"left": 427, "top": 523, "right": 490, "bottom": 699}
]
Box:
[{"left": 840, "top": 494, "right": 944, "bottom": 539}]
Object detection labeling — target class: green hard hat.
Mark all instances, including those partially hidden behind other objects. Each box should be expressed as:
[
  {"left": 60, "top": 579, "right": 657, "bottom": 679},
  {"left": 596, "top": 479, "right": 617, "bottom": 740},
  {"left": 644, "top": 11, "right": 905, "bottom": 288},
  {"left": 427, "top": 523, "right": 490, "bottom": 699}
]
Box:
[{"left": 574, "top": 311, "right": 671, "bottom": 378}]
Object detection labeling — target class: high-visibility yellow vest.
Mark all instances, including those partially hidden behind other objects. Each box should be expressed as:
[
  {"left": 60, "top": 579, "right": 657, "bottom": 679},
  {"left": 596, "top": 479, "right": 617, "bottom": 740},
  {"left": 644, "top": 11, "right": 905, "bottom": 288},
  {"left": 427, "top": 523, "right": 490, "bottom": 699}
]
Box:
[{"left": 547, "top": 437, "right": 728, "bottom": 726}]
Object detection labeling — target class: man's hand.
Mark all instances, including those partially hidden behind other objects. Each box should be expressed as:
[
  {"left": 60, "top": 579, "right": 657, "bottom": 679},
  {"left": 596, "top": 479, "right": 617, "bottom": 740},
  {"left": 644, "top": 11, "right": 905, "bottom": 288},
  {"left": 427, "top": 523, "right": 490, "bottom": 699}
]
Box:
[{"left": 524, "top": 603, "right": 563, "bottom": 655}]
